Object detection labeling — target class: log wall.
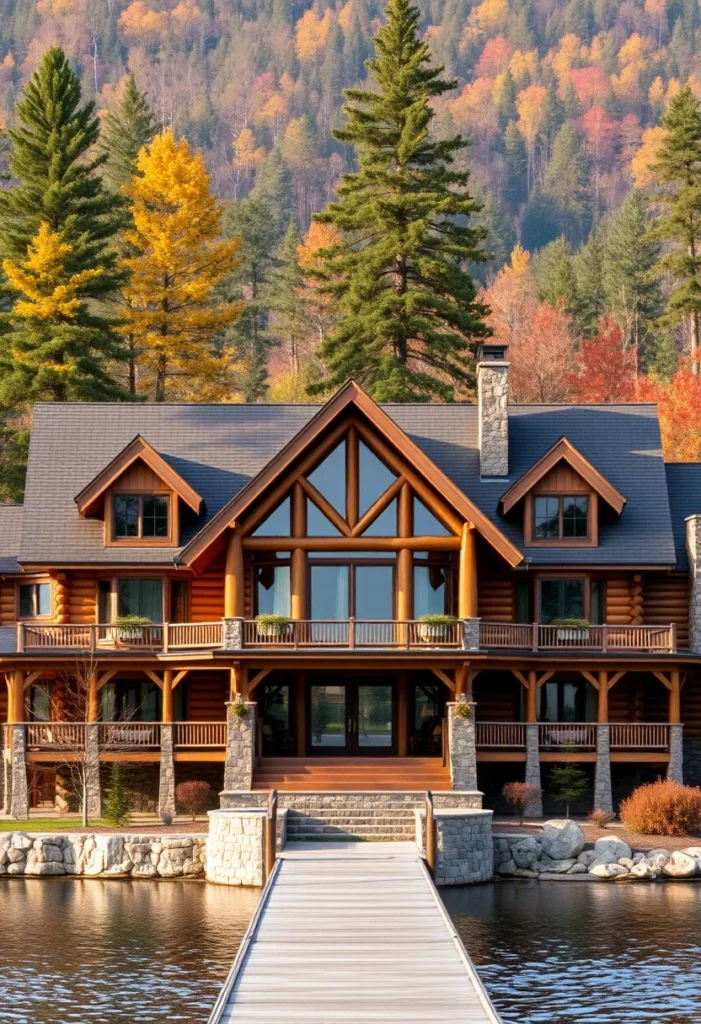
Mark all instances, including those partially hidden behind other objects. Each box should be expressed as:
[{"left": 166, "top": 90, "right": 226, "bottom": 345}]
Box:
[
  {"left": 681, "top": 676, "right": 701, "bottom": 739},
  {"left": 472, "top": 672, "right": 519, "bottom": 720},
  {"left": 185, "top": 671, "right": 228, "bottom": 720},
  {"left": 67, "top": 573, "right": 97, "bottom": 624},
  {"left": 190, "top": 555, "right": 225, "bottom": 622},
  {"left": 643, "top": 572, "right": 689, "bottom": 648},
  {"left": 605, "top": 576, "right": 634, "bottom": 625},
  {"left": 0, "top": 581, "right": 15, "bottom": 625}
]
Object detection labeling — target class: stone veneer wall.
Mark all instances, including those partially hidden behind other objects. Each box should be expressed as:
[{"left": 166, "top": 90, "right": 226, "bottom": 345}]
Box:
[
  {"left": 223, "top": 701, "right": 256, "bottom": 791},
  {"left": 447, "top": 702, "right": 477, "bottom": 791},
  {"left": 415, "top": 808, "right": 494, "bottom": 886},
  {"left": 477, "top": 358, "right": 509, "bottom": 478},
  {"left": 0, "top": 833, "right": 206, "bottom": 877},
  {"left": 206, "top": 809, "right": 265, "bottom": 886},
  {"left": 219, "top": 791, "right": 484, "bottom": 810}
]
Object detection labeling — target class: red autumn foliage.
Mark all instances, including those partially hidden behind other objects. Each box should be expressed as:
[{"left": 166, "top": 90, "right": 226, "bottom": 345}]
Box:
[
  {"left": 636, "top": 366, "right": 701, "bottom": 462},
  {"left": 502, "top": 781, "right": 542, "bottom": 824},
  {"left": 569, "top": 66, "right": 609, "bottom": 107},
  {"left": 620, "top": 780, "right": 701, "bottom": 836},
  {"left": 588, "top": 808, "right": 616, "bottom": 827},
  {"left": 175, "top": 780, "right": 212, "bottom": 820},
  {"left": 566, "top": 318, "right": 637, "bottom": 403},
  {"left": 475, "top": 35, "right": 512, "bottom": 77}
]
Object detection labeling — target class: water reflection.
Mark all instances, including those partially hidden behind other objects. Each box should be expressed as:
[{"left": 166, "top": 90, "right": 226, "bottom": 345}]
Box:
[
  {"left": 0, "top": 879, "right": 258, "bottom": 1024},
  {"left": 443, "top": 880, "right": 701, "bottom": 1024}
]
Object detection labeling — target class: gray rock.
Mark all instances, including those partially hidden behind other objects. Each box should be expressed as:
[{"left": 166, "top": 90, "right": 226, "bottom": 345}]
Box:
[
  {"left": 647, "top": 852, "right": 670, "bottom": 873},
  {"left": 618, "top": 857, "right": 635, "bottom": 870},
  {"left": 568, "top": 863, "right": 588, "bottom": 874},
  {"left": 541, "top": 820, "right": 585, "bottom": 860},
  {"left": 513, "top": 868, "right": 539, "bottom": 878},
  {"left": 593, "top": 836, "right": 632, "bottom": 861},
  {"left": 511, "top": 836, "right": 540, "bottom": 869},
  {"left": 543, "top": 858, "right": 577, "bottom": 873},
  {"left": 662, "top": 851, "right": 698, "bottom": 878},
  {"left": 631, "top": 861, "right": 656, "bottom": 879},
  {"left": 11, "top": 834, "right": 32, "bottom": 851},
  {"left": 496, "top": 858, "right": 516, "bottom": 876},
  {"left": 632, "top": 852, "right": 646, "bottom": 864},
  {"left": 589, "top": 862, "right": 629, "bottom": 879},
  {"left": 25, "top": 861, "right": 65, "bottom": 876},
  {"left": 577, "top": 850, "right": 598, "bottom": 867}
]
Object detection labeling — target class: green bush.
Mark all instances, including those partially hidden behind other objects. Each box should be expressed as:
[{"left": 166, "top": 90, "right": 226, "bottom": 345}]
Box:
[{"left": 103, "top": 764, "right": 131, "bottom": 825}]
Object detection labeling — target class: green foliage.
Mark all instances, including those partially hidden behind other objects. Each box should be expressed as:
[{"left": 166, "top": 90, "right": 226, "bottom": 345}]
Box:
[
  {"left": 103, "top": 764, "right": 131, "bottom": 826},
  {"left": 263, "top": 222, "right": 308, "bottom": 375},
  {"left": 100, "top": 74, "right": 158, "bottom": 193},
  {"left": 574, "top": 230, "right": 607, "bottom": 337},
  {"left": 0, "top": 421, "right": 29, "bottom": 502},
  {"left": 548, "top": 760, "right": 589, "bottom": 817},
  {"left": 311, "top": 0, "right": 490, "bottom": 402},
  {"left": 544, "top": 121, "right": 590, "bottom": 244},
  {"left": 533, "top": 236, "right": 580, "bottom": 321}
]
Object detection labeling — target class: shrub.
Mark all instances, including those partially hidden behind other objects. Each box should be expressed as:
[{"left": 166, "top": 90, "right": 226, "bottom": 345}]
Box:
[
  {"left": 103, "top": 764, "right": 131, "bottom": 825},
  {"left": 502, "top": 781, "right": 542, "bottom": 824},
  {"left": 588, "top": 808, "right": 615, "bottom": 828},
  {"left": 454, "top": 701, "right": 471, "bottom": 720},
  {"left": 231, "top": 697, "right": 249, "bottom": 718},
  {"left": 175, "top": 780, "right": 211, "bottom": 820},
  {"left": 620, "top": 780, "right": 701, "bottom": 836}
]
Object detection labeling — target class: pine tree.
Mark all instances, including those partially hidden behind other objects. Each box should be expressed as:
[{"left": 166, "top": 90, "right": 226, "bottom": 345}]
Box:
[
  {"left": 648, "top": 86, "right": 701, "bottom": 375},
  {"left": 121, "top": 130, "right": 243, "bottom": 402},
  {"left": 605, "top": 190, "right": 663, "bottom": 374},
  {"left": 104, "top": 764, "right": 131, "bottom": 826},
  {"left": 534, "top": 236, "right": 580, "bottom": 322},
  {"left": 544, "top": 121, "right": 590, "bottom": 244},
  {"left": 574, "top": 230, "right": 607, "bottom": 337},
  {"left": 100, "top": 74, "right": 158, "bottom": 193},
  {"left": 264, "top": 223, "right": 309, "bottom": 378},
  {"left": 548, "top": 760, "right": 588, "bottom": 818},
  {"left": 311, "top": 0, "right": 489, "bottom": 401}
]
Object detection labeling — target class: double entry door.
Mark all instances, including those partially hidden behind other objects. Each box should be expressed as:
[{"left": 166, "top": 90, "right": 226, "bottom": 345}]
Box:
[{"left": 308, "top": 682, "right": 395, "bottom": 754}]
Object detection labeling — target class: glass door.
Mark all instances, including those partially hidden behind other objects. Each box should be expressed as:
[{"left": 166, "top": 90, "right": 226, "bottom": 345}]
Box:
[
  {"left": 309, "top": 684, "right": 350, "bottom": 753},
  {"left": 354, "top": 684, "right": 395, "bottom": 752},
  {"left": 307, "top": 682, "right": 396, "bottom": 754}
]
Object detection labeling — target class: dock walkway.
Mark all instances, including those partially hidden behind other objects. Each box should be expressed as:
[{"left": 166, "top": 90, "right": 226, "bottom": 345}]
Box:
[{"left": 208, "top": 841, "right": 502, "bottom": 1024}]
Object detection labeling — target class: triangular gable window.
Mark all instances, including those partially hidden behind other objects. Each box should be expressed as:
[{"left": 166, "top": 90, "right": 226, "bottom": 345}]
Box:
[
  {"left": 307, "top": 499, "right": 341, "bottom": 536},
  {"left": 252, "top": 496, "right": 291, "bottom": 536},
  {"left": 307, "top": 440, "right": 346, "bottom": 515},
  {"left": 360, "top": 498, "right": 397, "bottom": 536},
  {"left": 359, "top": 440, "right": 395, "bottom": 515},
  {"left": 414, "top": 496, "right": 450, "bottom": 536}
]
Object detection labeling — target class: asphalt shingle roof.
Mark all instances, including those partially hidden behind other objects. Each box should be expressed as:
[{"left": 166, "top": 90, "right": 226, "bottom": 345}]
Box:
[
  {"left": 664, "top": 463, "right": 701, "bottom": 570},
  {"left": 19, "top": 400, "right": 683, "bottom": 567},
  {"left": 0, "top": 504, "right": 23, "bottom": 574}
]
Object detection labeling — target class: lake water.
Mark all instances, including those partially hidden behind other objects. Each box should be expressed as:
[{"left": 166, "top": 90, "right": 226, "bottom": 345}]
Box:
[{"left": 1, "top": 878, "right": 700, "bottom": 1024}]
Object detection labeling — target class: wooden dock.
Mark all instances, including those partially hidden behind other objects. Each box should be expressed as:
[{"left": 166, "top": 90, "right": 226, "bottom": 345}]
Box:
[{"left": 208, "top": 841, "right": 502, "bottom": 1024}]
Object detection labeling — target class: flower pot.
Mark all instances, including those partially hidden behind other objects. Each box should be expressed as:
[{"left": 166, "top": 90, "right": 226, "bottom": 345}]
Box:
[
  {"left": 417, "top": 623, "right": 451, "bottom": 643},
  {"left": 256, "top": 622, "right": 291, "bottom": 639},
  {"left": 556, "top": 628, "right": 590, "bottom": 642}
]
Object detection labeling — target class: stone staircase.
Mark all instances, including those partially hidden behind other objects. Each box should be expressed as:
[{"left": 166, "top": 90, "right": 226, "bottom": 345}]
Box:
[{"left": 285, "top": 800, "right": 418, "bottom": 841}]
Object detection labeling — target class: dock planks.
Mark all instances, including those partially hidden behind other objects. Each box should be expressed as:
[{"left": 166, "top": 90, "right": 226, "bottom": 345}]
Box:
[{"left": 209, "top": 841, "right": 502, "bottom": 1024}]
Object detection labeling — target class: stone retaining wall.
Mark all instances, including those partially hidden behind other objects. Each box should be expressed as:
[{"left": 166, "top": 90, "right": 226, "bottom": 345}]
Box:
[
  {"left": 0, "top": 833, "right": 206, "bottom": 877},
  {"left": 220, "top": 790, "right": 483, "bottom": 810},
  {"left": 415, "top": 808, "right": 494, "bottom": 886}
]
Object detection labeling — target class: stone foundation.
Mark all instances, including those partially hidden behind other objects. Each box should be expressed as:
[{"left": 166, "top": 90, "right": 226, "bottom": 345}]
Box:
[
  {"left": 223, "top": 701, "right": 256, "bottom": 791},
  {"left": 0, "top": 833, "right": 206, "bottom": 877},
  {"left": 447, "top": 701, "right": 477, "bottom": 790},
  {"left": 205, "top": 809, "right": 266, "bottom": 886},
  {"left": 220, "top": 790, "right": 483, "bottom": 810},
  {"left": 415, "top": 808, "right": 494, "bottom": 886},
  {"left": 10, "top": 726, "right": 28, "bottom": 819}
]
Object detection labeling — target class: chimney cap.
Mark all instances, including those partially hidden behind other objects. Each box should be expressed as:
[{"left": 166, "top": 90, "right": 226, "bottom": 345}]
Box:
[{"left": 478, "top": 342, "right": 509, "bottom": 362}]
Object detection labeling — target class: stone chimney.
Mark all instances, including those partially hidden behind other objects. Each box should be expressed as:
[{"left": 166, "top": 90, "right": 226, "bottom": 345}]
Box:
[
  {"left": 686, "top": 515, "right": 701, "bottom": 652},
  {"left": 477, "top": 343, "right": 509, "bottom": 479}
]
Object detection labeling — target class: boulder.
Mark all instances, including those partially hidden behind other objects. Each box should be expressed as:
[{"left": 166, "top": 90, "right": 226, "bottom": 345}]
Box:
[
  {"left": 511, "top": 837, "right": 541, "bottom": 869},
  {"left": 630, "top": 860, "right": 656, "bottom": 879},
  {"left": 496, "top": 858, "right": 516, "bottom": 876},
  {"left": 567, "top": 863, "right": 588, "bottom": 874},
  {"left": 618, "top": 857, "right": 635, "bottom": 870},
  {"left": 662, "top": 851, "right": 698, "bottom": 878},
  {"left": 647, "top": 852, "right": 670, "bottom": 874},
  {"left": 589, "top": 862, "right": 629, "bottom": 879},
  {"left": 632, "top": 852, "right": 646, "bottom": 863},
  {"left": 11, "top": 833, "right": 32, "bottom": 851},
  {"left": 593, "top": 836, "right": 632, "bottom": 861},
  {"left": 543, "top": 858, "right": 577, "bottom": 873},
  {"left": 513, "top": 868, "right": 539, "bottom": 878},
  {"left": 24, "top": 860, "right": 65, "bottom": 876},
  {"left": 577, "top": 849, "right": 597, "bottom": 867},
  {"left": 541, "top": 820, "right": 585, "bottom": 860}
]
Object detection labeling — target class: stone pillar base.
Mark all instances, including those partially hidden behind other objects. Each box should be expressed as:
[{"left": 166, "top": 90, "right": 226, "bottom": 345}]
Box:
[
  {"left": 524, "top": 723, "right": 543, "bottom": 817},
  {"left": 668, "top": 724, "right": 684, "bottom": 784},
  {"left": 415, "top": 808, "right": 494, "bottom": 885},
  {"left": 2, "top": 747, "right": 11, "bottom": 815},
  {"left": 206, "top": 808, "right": 266, "bottom": 886},
  {"left": 447, "top": 700, "right": 477, "bottom": 791},
  {"left": 159, "top": 724, "right": 176, "bottom": 819},
  {"left": 86, "top": 724, "right": 102, "bottom": 819},
  {"left": 224, "top": 701, "right": 256, "bottom": 792},
  {"left": 594, "top": 724, "right": 613, "bottom": 813},
  {"left": 10, "top": 725, "right": 29, "bottom": 819}
]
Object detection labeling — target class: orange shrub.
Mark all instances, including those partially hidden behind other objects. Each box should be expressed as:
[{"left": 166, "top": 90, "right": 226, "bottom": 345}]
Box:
[
  {"left": 620, "top": 780, "right": 701, "bottom": 836},
  {"left": 588, "top": 808, "right": 615, "bottom": 827}
]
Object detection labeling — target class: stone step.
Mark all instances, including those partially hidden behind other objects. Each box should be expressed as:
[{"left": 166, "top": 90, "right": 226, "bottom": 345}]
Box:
[
  {"left": 288, "top": 826, "right": 416, "bottom": 838},
  {"left": 287, "top": 816, "right": 415, "bottom": 829}
]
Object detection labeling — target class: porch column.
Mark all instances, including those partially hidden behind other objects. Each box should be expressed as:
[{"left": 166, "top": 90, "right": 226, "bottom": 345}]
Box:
[
  {"left": 397, "top": 484, "right": 413, "bottom": 630},
  {"left": 159, "top": 669, "right": 176, "bottom": 820},
  {"left": 291, "top": 482, "right": 307, "bottom": 620},
  {"left": 85, "top": 723, "right": 102, "bottom": 819},
  {"left": 9, "top": 724, "right": 28, "bottom": 819},
  {"left": 458, "top": 523, "right": 478, "bottom": 619},
  {"left": 87, "top": 671, "right": 99, "bottom": 723},
  {"left": 668, "top": 670, "right": 684, "bottom": 783},
  {"left": 594, "top": 670, "right": 613, "bottom": 813},
  {"left": 223, "top": 700, "right": 256, "bottom": 792},
  {"left": 447, "top": 698, "right": 477, "bottom": 790},
  {"left": 162, "top": 669, "right": 174, "bottom": 724},
  {"left": 224, "top": 530, "right": 244, "bottom": 618},
  {"left": 524, "top": 671, "right": 542, "bottom": 816}
]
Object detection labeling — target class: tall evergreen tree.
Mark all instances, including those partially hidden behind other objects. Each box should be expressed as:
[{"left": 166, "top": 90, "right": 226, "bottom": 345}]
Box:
[
  {"left": 544, "top": 121, "right": 590, "bottom": 244},
  {"left": 100, "top": 74, "right": 158, "bottom": 192},
  {"left": 574, "top": 229, "right": 607, "bottom": 336},
  {"left": 648, "top": 86, "right": 701, "bottom": 374},
  {"left": 605, "top": 189, "right": 663, "bottom": 374},
  {"left": 264, "top": 223, "right": 309, "bottom": 378},
  {"left": 534, "top": 236, "right": 580, "bottom": 322},
  {"left": 312, "top": 0, "right": 489, "bottom": 401}
]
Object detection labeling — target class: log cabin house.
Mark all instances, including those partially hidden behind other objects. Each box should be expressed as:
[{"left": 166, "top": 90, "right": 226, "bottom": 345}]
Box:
[{"left": 3, "top": 345, "right": 701, "bottom": 818}]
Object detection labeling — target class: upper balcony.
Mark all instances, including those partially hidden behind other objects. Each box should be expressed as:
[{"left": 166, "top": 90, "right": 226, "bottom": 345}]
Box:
[{"left": 15, "top": 618, "right": 679, "bottom": 655}]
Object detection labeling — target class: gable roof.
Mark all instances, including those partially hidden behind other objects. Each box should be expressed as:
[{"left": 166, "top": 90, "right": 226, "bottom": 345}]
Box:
[
  {"left": 74, "top": 434, "right": 204, "bottom": 517},
  {"left": 0, "top": 504, "right": 23, "bottom": 574},
  {"left": 664, "top": 463, "right": 701, "bottom": 570},
  {"left": 179, "top": 380, "right": 523, "bottom": 568},
  {"left": 19, "top": 399, "right": 676, "bottom": 568},
  {"left": 499, "top": 436, "right": 627, "bottom": 515}
]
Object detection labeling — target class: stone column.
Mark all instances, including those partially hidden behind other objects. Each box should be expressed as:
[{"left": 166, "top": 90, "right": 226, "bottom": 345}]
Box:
[
  {"left": 524, "top": 723, "right": 543, "bottom": 817},
  {"left": 10, "top": 724, "right": 28, "bottom": 819},
  {"left": 2, "top": 747, "right": 11, "bottom": 815},
  {"left": 222, "top": 617, "right": 244, "bottom": 651},
  {"left": 447, "top": 700, "right": 477, "bottom": 790},
  {"left": 668, "top": 723, "right": 684, "bottom": 784},
  {"left": 594, "top": 724, "right": 613, "bottom": 813},
  {"left": 477, "top": 347, "right": 510, "bottom": 479},
  {"left": 223, "top": 701, "right": 256, "bottom": 792},
  {"left": 85, "top": 723, "right": 102, "bottom": 819},
  {"left": 461, "top": 618, "right": 481, "bottom": 651},
  {"left": 158, "top": 724, "right": 176, "bottom": 819}
]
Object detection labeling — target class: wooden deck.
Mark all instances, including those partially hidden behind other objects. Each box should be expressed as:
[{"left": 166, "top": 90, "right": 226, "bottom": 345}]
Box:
[
  {"left": 208, "top": 842, "right": 502, "bottom": 1024},
  {"left": 253, "top": 757, "right": 452, "bottom": 791}
]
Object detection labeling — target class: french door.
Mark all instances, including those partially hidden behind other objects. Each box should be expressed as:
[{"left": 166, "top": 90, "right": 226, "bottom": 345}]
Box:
[{"left": 308, "top": 683, "right": 396, "bottom": 755}]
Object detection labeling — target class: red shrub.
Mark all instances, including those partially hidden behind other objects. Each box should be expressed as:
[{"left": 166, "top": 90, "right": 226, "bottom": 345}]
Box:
[
  {"left": 588, "top": 808, "right": 615, "bottom": 828},
  {"left": 175, "top": 780, "right": 212, "bottom": 820},
  {"left": 502, "top": 781, "right": 542, "bottom": 824},
  {"left": 620, "top": 780, "right": 701, "bottom": 836}
]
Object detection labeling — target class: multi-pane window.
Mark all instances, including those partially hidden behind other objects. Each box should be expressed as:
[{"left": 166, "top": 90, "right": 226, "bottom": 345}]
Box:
[
  {"left": 113, "top": 494, "right": 169, "bottom": 539},
  {"left": 18, "top": 582, "right": 51, "bottom": 618},
  {"left": 98, "top": 578, "right": 164, "bottom": 622},
  {"left": 533, "top": 495, "right": 589, "bottom": 541}
]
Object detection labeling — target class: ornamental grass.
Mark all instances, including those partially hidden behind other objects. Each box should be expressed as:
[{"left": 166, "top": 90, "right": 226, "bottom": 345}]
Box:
[{"left": 620, "top": 780, "right": 701, "bottom": 836}]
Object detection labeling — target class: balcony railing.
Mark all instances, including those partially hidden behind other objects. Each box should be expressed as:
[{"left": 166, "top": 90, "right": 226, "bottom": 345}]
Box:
[
  {"left": 17, "top": 618, "right": 677, "bottom": 653},
  {"left": 24, "top": 721, "right": 226, "bottom": 751},
  {"left": 475, "top": 721, "right": 671, "bottom": 752},
  {"left": 479, "top": 622, "right": 677, "bottom": 652}
]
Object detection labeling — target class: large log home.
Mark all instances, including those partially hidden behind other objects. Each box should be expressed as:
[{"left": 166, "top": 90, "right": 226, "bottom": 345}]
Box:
[{"left": 2, "top": 345, "right": 701, "bottom": 818}]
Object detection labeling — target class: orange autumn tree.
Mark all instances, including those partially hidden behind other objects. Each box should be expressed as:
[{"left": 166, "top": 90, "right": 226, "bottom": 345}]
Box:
[
  {"left": 637, "top": 366, "right": 701, "bottom": 461},
  {"left": 121, "top": 130, "right": 243, "bottom": 401},
  {"left": 566, "top": 318, "right": 637, "bottom": 403},
  {"left": 297, "top": 221, "right": 341, "bottom": 347}
]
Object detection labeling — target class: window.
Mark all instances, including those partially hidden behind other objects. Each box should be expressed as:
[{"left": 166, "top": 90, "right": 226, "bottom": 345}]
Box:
[
  {"left": 532, "top": 495, "right": 590, "bottom": 542},
  {"left": 255, "top": 563, "right": 291, "bottom": 616},
  {"left": 113, "top": 494, "right": 170, "bottom": 540},
  {"left": 308, "top": 559, "right": 395, "bottom": 619},
  {"left": 414, "top": 558, "right": 449, "bottom": 617},
  {"left": 19, "top": 582, "right": 51, "bottom": 619},
  {"left": 537, "top": 680, "right": 597, "bottom": 723},
  {"left": 539, "top": 578, "right": 585, "bottom": 623},
  {"left": 98, "top": 578, "right": 164, "bottom": 622},
  {"left": 252, "top": 496, "right": 290, "bottom": 536}
]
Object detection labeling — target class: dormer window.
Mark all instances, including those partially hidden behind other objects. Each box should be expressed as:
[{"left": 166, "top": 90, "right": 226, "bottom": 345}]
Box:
[
  {"left": 533, "top": 495, "right": 589, "bottom": 541},
  {"left": 113, "top": 494, "right": 170, "bottom": 541}
]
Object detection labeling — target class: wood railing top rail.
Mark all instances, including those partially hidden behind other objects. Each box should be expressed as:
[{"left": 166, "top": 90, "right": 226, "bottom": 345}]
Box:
[
  {"left": 478, "top": 622, "right": 676, "bottom": 652},
  {"left": 475, "top": 721, "right": 671, "bottom": 751}
]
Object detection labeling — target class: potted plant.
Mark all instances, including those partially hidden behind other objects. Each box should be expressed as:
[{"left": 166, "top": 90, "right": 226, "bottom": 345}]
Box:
[
  {"left": 109, "top": 615, "right": 152, "bottom": 645},
  {"left": 255, "top": 613, "right": 292, "bottom": 639},
  {"left": 417, "top": 614, "right": 458, "bottom": 643},
  {"left": 553, "top": 617, "right": 591, "bottom": 642}
]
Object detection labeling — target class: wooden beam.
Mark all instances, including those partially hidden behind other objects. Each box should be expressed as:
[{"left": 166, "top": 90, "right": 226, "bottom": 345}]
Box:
[
  {"left": 597, "top": 670, "right": 608, "bottom": 723},
  {"left": 230, "top": 663, "right": 242, "bottom": 698},
  {"left": 172, "top": 670, "right": 189, "bottom": 689},
  {"left": 346, "top": 425, "right": 359, "bottom": 529},
  {"left": 243, "top": 535, "right": 461, "bottom": 551},
  {"left": 162, "top": 669, "right": 174, "bottom": 723},
  {"left": 224, "top": 530, "right": 244, "bottom": 618},
  {"left": 8, "top": 669, "right": 23, "bottom": 723},
  {"left": 431, "top": 667, "right": 456, "bottom": 693},
  {"left": 248, "top": 667, "right": 272, "bottom": 691},
  {"left": 396, "top": 482, "right": 413, "bottom": 624},
  {"left": 607, "top": 671, "right": 625, "bottom": 690},
  {"left": 23, "top": 670, "right": 43, "bottom": 690},
  {"left": 96, "top": 669, "right": 118, "bottom": 691},
  {"left": 291, "top": 482, "right": 307, "bottom": 621},
  {"left": 669, "top": 669, "right": 681, "bottom": 724},
  {"left": 88, "top": 671, "right": 99, "bottom": 723},
  {"left": 652, "top": 670, "right": 672, "bottom": 690},
  {"left": 454, "top": 662, "right": 467, "bottom": 696},
  {"left": 526, "top": 670, "right": 537, "bottom": 722},
  {"left": 536, "top": 670, "right": 555, "bottom": 688},
  {"left": 511, "top": 670, "right": 529, "bottom": 690},
  {"left": 351, "top": 477, "right": 404, "bottom": 538},
  {"left": 298, "top": 475, "right": 352, "bottom": 537},
  {"left": 143, "top": 669, "right": 164, "bottom": 690},
  {"left": 458, "top": 523, "right": 478, "bottom": 619},
  {"left": 580, "top": 670, "right": 600, "bottom": 690}
]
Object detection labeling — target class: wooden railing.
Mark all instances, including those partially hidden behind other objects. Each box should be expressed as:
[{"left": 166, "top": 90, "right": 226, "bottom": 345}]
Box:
[
  {"left": 26, "top": 721, "right": 161, "bottom": 749},
  {"left": 538, "top": 722, "right": 597, "bottom": 749},
  {"left": 475, "top": 721, "right": 670, "bottom": 752},
  {"left": 242, "top": 618, "right": 462, "bottom": 649},
  {"left": 609, "top": 723, "right": 670, "bottom": 750},
  {"left": 166, "top": 622, "right": 223, "bottom": 650},
  {"left": 174, "top": 722, "right": 227, "bottom": 747},
  {"left": 27, "top": 722, "right": 89, "bottom": 749},
  {"left": 475, "top": 722, "right": 527, "bottom": 748},
  {"left": 478, "top": 622, "right": 676, "bottom": 652}
]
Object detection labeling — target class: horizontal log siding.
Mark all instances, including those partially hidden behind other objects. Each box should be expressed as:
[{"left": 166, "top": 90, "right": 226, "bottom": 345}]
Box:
[
  {"left": 643, "top": 572, "right": 688, "bottom": 648},
  {"left": 605, "top": 575, "right": 634, "bottom": 625},
  {"left": 473, "top": 672, "right": 519, "bottom": 720},
  {"left": 0, "top": 581, "right": 15, "bottom": 625},
  {"left": 682, "top": 675, "right": 701, "bottom": 738},
  {"left": 190, "top": 555, "right": 225, "bottom": 622},
  {"left": 67, "top": 573, "right": 97, "bottom": 624},
  {"left": 185, "top": 672, "right": 228, "bottom": 721}
]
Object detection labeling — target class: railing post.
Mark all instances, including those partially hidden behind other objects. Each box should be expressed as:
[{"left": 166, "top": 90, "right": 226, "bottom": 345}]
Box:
[
  {"left": 532, "top": 622, "right": 538, "bottom": 652},
  {"left": 349, "top": 617, "right": 355, "bottom": 649},
  {"left": 16, "top": 623, "right": 23, "bottom": 654},
  {"left": 670, "top": 622, "right": 677, "bottom": 653},
  {"left": 162, "top": 622, "right": 169, "bottom": 654},
  {"left": 265, "top": 789, "right": 278, "bottom": 882},
  {"left": 602, "top": 625, "right": 608, "bottom": 653},
  {"left": 425, "top": 790, "right": 436, "bottom": 876}
]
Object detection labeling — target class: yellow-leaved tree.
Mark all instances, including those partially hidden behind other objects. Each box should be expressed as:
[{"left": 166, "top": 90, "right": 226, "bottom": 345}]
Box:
[{"left": 121, "top": 129, "right": 243, "bottom": 401}]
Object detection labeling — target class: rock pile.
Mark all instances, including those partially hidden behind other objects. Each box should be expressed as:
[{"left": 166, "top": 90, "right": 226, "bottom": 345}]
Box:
[
  {"left": 494, "top": 820, "right": 701, "bottom": 881},
  {"left": 0, "top": 833, "right": 206, "bottom": 878}
]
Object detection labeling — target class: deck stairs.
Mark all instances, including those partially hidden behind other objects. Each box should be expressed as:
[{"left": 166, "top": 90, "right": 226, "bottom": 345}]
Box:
[{"left": 253, "top": 756, "right": 451, "bottom": 792}]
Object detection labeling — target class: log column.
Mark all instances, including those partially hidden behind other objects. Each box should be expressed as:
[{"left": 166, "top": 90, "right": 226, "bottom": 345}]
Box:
[
  {"left": 87, "top": 671, "right": 99, "bottom": 724},
  {"left": 291, "top": 482, "right": 307, "bottom": 620},
  {"left": 458, "top": 523, "right": 478, "bottom": 619},
  {"left": 224, "top": 530, "right": 244, "bottom": 618},
  {"left": 594, "top": 670, "right": 613, "bottom": 813},
  {"left": 397, "top": 484, "right": 413, "bottom": 632},
  {"left": 524, "top": 670, "right": 543, "bottom": 816}
]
